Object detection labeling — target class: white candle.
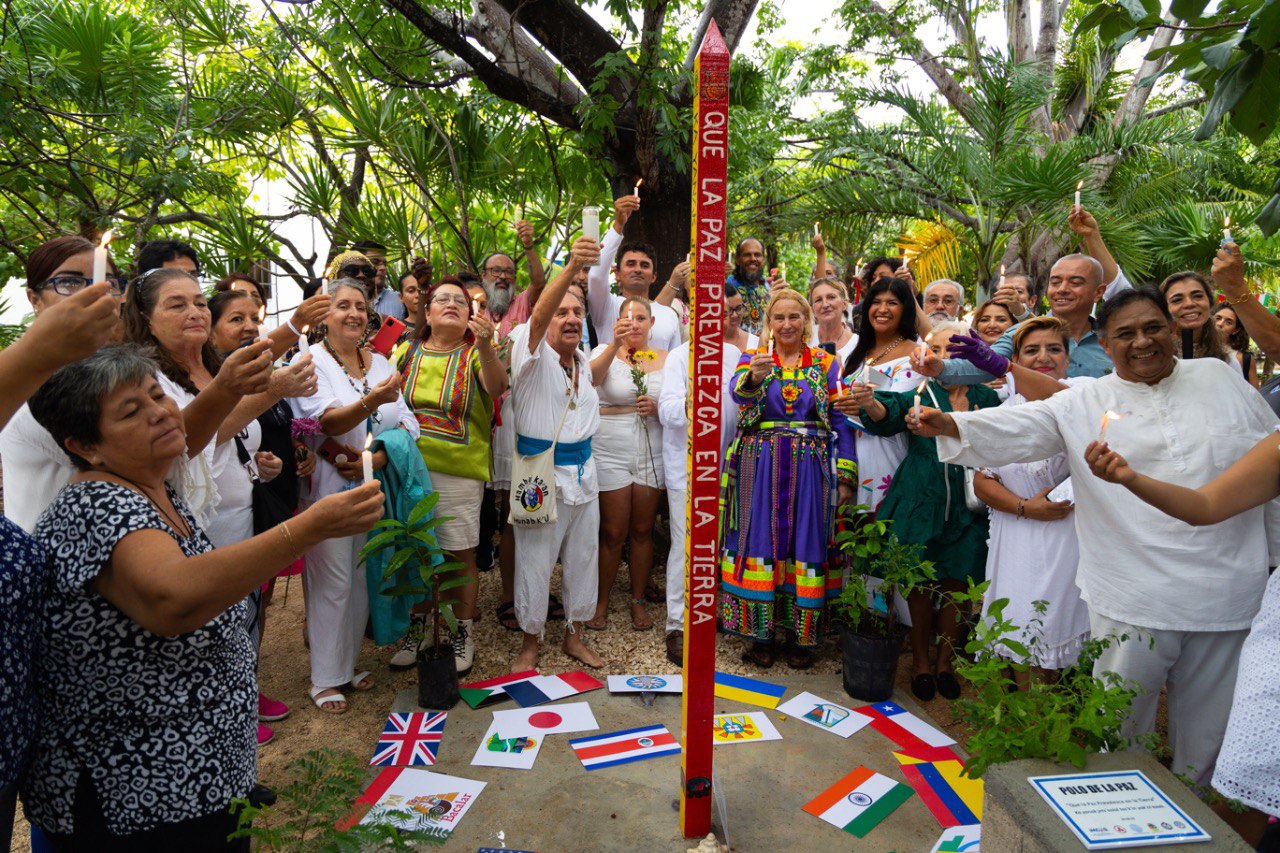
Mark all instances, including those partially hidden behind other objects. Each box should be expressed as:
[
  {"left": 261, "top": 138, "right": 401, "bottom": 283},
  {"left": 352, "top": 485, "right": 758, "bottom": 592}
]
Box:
[
  {"left": 813, "top": 221, "right": 820, "bottom": 237},
  {"left": 1223, "top": 216, "right": 1233, "bottom": 244},
  {"left": 257, "top": 306, "right": 269, "bottom": 341},
  {"left": 298, "top": 324, "right": 311, "bottom": 356},
  {"left": 1074, "top": 180, "right": 1083, "bottom": 211},
  {"left": 582, "top": 206, "right": 600, "bottom": 241},
  {"left": 778, "top": 261, "right": 787, "bottom": 282},
  {"left": 999, "top": 264, "right": 1006, "bottom": 290},
  {"left": 768, "top": 336, "right": 775, "bottom": 356},
  {"left": 1098, "top": 410, "right": 1121, "bottom": 442},
  {"left": 362, "top": 433, "right": 375, "bottom": 483},
  {"left": 860, "top": 363, "right": 870, "bottom": 385},
  {"left": 92, "top": 229, "right": 114, "bottom": 285},
  {"left": 918, "top": 332, "right": 933, "bottom": 362},
  {"left": 472, "top": 297, "right": 481, "bottom": 316},
  {"left": 633, "top": 177, "right": 643, "bottom": 197},
  {"left": 914, "top": 390, "right": 922, "bottom": 422}
]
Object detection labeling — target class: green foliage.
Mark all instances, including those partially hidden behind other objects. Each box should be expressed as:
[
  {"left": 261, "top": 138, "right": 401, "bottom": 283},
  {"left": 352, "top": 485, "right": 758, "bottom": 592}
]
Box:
[
  {"left": 230, "top": 748, "right": 447, "bottom": 850},
  {"left": 832, "top": 505, "right": 937, "bottom": 635},
  {"left": 357, "top": 492, "right": 467, "bottom": 660},
  {"left": 950, "top": 586, "right": 1142, "bottom": 779}
]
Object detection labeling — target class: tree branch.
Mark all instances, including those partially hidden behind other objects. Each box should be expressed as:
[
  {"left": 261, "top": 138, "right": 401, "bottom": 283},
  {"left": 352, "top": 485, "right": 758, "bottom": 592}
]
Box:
[{"left": 866, "top": 1, "right": 980, "bottom": 128}]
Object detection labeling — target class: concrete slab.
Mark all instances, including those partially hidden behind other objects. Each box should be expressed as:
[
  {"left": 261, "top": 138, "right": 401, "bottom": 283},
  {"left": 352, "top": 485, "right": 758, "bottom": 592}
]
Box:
[
  {"left": 385, "top": 672, "right": 959, "bottom": 852},
  {"left": 982, "top": 753, "right": 1251, "bottom": 852}
]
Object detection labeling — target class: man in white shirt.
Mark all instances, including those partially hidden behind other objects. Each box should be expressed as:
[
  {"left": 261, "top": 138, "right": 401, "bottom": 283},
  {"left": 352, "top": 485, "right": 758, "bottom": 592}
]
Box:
[
  {"left": 509, "top": 235, "right": 606, "bottom": 672},
  {"left": 916, "top": 289, "right": 1280, "bottom": 784},
  {"left": 657, "top": 312, "right": 741, "bottom": 666},
  {"left": 587, "top": 194, "right": 683, "bottom": 352}
]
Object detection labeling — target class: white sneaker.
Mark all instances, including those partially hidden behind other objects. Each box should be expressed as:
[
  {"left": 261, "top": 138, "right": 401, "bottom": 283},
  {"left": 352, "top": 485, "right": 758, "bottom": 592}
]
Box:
[
  {"left": 390, "top": 614, "right": 425, "bottom": 670},
  {"left": 452, "top": 619, "right": 474, "bottom": 676}
]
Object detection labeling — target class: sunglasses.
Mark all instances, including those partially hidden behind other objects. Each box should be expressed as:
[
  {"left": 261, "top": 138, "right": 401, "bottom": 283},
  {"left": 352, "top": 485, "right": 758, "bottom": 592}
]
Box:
[
  {"left": 39, "top": 274, "right": 128, "bottom": 296},
  {"left": 340, "top": 263, "right": 377, "bottom": 280}
]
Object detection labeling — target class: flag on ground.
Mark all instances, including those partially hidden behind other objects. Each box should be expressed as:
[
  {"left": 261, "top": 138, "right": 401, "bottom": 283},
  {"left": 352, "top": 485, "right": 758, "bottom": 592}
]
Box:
[
  {"left": 854, "top": 700, "right": 956, "bottom": 749},
  {"left": 458, "top": 670, "right": 538, "bottom": 709},
  {"left": 713, "top": 670, "right": 787, "bottom": 709},
  {"left": 931, "top": 823, "right": 982, "bottom": 852},
  {"left": 369, "top": 712, "right": 446, "bottom": 767},
  {"left": 503, "top": 671, "right": 604, "bottom": 707},
  {"left": 569, "top": 725, "right": 681, "bottom": 770},
  {"left": 803, "top": 766, "right": 913, "bottom": 838},
  {"left": 894, "top": 755, "right": 982, "bottom": 827}
]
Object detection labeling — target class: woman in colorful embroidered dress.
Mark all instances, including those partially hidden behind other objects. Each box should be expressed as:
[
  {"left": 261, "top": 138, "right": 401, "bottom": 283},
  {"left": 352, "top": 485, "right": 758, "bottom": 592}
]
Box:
[
  {"left": 840, "top": 277, "right": 927, "bottom": 512},
  {"left": 720, "top": 289, "right": 857, "bottom": 669},
  {"left": 393, "top": 276, "right": 506, "bottom": 675}
]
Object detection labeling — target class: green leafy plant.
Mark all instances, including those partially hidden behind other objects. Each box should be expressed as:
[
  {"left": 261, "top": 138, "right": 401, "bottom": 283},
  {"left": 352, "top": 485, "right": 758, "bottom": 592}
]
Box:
[
  {"left": 950, "top": 584, "right": 1143, "bottom": 778},
  {"left": 231, "top": 748, "right": 447, "bottom": 850},
  {"left": 832, "top": 504, "right": 937, "bottom": 636},
  {"left": 357, "top": 492, "right": 467, "bottom": 662}
]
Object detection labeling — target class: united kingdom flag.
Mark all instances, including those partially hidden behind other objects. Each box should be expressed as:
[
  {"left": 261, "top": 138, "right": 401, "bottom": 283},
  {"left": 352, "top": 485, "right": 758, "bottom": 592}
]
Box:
[{"left": 370, "top": 712, "right": 447, "bottom": 766}]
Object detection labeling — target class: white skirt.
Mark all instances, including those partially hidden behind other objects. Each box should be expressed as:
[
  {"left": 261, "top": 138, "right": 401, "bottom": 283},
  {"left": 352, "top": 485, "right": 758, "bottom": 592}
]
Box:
[
  {"left": 430, "top": 470, "right": 485, "bottom": 551},
  {"left": 594, "top": 412, "right": 664, "bottom": 492},
  {"left": 492, "top": 415, "right": 513, "bottom": 491}
]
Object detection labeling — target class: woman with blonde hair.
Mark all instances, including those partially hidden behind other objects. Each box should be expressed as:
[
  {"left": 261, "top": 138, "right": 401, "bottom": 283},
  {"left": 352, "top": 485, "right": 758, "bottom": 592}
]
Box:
[
  {"left": 809, "top": 277, "right": 857, "bottom": 363},
  {"left": 721, "top": 288, "right": 857, "bottom": 669}
]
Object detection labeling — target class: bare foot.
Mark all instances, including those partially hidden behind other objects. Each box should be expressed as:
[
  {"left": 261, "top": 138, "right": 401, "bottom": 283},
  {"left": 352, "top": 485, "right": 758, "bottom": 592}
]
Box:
[
  {"left": 511, "top": 636, "right": 539, "bottom": 673},
  {"left": 564, "top": 629, "right": 605, "bottom": 669},
  {"left": 629, "top": 600, "right": 653, "bottom": 630}
]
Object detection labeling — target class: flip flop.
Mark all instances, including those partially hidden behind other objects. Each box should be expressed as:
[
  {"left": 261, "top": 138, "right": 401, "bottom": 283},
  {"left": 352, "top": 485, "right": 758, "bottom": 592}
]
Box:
[
  {"left": 309, "top": 685, "right": 348, "bottom": 715},
  {"left": 495, "top": 600, "right": 521, "bottom": 632}
]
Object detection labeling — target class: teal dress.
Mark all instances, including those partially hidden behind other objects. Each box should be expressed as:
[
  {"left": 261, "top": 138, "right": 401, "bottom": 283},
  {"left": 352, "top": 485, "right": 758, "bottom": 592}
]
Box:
[{"left": 859, "top": 381, "right": 1000, "bottom": 582}]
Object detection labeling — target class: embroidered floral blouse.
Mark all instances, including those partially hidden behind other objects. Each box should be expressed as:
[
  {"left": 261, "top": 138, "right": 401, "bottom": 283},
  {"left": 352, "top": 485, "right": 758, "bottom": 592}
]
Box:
[{"left": 397, "top": 341, "right": 496, "bottom": 482}]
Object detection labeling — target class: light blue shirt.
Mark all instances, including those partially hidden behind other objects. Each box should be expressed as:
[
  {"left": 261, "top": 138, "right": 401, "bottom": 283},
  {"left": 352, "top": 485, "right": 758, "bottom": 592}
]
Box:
[{"left": 374, "top": 286, "right": 407, "bottom": 320}]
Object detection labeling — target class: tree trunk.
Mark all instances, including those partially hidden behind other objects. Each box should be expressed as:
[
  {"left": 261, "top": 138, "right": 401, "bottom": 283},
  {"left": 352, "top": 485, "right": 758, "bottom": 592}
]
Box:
[{"left": 612, "top": 168, "right": 693, "bottom": 290}]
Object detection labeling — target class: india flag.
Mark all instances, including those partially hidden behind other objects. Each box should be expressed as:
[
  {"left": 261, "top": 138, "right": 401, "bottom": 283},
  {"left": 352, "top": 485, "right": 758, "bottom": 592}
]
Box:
[{"left": 803, "top": 766, "right": 913, "bottom": 838}]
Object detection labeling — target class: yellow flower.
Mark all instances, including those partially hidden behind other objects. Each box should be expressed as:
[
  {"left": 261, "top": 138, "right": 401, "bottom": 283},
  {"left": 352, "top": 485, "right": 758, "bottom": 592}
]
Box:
[{"left": 631, "top": 349, "right": 657, "bottom": 363}]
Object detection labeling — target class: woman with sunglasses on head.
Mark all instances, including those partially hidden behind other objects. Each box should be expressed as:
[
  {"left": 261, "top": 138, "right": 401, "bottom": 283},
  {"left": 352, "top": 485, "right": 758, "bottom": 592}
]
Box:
[
  {"left": 287, "top": 278, "right": 419, "bottom": 714},
  {"left": 390, "top": 277, "right": 505, "bottom": 675}
]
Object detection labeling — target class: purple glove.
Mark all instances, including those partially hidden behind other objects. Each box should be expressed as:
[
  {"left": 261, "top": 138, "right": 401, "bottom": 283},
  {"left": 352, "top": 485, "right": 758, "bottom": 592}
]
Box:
[{"left": 947, "top": 329, "right": 1009, "bottom": 376}]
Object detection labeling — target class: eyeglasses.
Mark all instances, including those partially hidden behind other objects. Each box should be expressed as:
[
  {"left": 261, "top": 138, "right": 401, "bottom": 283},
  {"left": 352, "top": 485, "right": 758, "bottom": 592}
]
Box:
[
  {"left": 726, "top": 305, "right": 746, "bottom": 317},
  {"left": 430, "top": 294, "right": 470, "bottom": 307},
  {"left": 484, "top": 266, "right": 516, "bottom": 278},
  {"left": 340, "top": 264, "right": 377, "bottom": 280},
  {"left": 38, "top": 274, "right": 128, "bottom": 296}
]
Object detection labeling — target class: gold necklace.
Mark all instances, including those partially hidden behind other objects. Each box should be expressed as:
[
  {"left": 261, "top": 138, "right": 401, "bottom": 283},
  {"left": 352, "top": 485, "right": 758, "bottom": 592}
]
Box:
[{"left": 866, "top": 336, "right": 906, "bottom": 366}]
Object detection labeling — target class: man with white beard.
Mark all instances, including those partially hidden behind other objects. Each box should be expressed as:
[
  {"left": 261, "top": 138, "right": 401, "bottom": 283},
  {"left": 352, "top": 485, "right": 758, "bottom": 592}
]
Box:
[{"left": 480, "top": 219, "right": 548, "bottom": 338}]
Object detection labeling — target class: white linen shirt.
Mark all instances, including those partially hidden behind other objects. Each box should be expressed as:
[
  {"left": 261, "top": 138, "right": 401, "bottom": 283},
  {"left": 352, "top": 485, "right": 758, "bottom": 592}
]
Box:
[
  {"left": 937, "top": 358, "right": 1280, "bottom": 632},
  {"left": 588, "top": 228, "right": 683, "bottom": 351},
  {"left": 509, "top": 323, "right": 601, "bottom": 505},
  {"left": 288, "top": 347, "right": 419, "bottom": 503},
  {"left": 657, "top": 341, "right": 741, "bottom": 493},
  {"left": 0, "top": 404, "right": 74, "bottom": 533}
]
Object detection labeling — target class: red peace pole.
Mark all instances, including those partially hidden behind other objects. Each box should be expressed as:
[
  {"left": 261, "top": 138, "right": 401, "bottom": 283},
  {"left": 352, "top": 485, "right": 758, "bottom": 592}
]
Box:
[{"left": 680, "top": 19, "right": 729, "bottom": 839}]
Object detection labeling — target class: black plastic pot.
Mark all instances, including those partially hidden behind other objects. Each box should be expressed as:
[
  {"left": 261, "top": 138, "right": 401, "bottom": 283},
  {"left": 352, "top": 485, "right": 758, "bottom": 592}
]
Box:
[
  {"left": 840, "top": 622, "right": 907, "bottom": 702},
  {"left": 416, "top": 644, "right": 460, "bottom": 710}
]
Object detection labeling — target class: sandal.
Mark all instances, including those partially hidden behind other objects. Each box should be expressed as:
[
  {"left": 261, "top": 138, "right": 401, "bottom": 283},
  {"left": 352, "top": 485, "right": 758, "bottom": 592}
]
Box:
[
  {"left": 309, "top": 685, "right": 348, "bottom": 715},
  {"left": 548, "top": 593, "right": 566, "bottom": 621},
  {"left": 348, "top": 670, "right": 374, "bottom": 692},
  {"left": 585, "top": 614, "right": 609, "bottom": 631},
  {"left": 630, "top": 598, "right": 654, "bottom": 631},
  {"left": 495, "top": 600, "right": 521, "bottom": 632},
  {"left": 742, "top": 643, "right": 775, "bottom": 668},
  {"left": 643, "top": 582, "right": 664, "bottom": 604},
  {"left": 786, "top": 647, "right": 815, "bottom": 670}
]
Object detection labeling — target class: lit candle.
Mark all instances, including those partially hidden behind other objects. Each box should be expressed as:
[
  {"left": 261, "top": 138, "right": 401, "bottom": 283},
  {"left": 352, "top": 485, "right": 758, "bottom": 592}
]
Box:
[
  {"left": 362, "top": 433, "right": 375, "bottom": 483},
  {"left": 633, "top": 177, "right": 643, "bottom": 197},
  {"left": 918, "top": 331, "right": 933, "bottom": 361},
  {"left": 582, "top": 205, "right": 600, "bottom": 242},
  {"left": 914, "top": 389, "right": 922, "bottom": 423},
  {"left": 472, "top": 297, "right": 482, "bottom": 316},
  {"left": 778, "top": 261, "right": 787, "bottom": 283},
  {"left": 92, "top": 229, "right": 114, "bottom": 285},
  {"left": 813, "top": 221, "right": 820, "bottom": 237},
  {"left": 768, "top": 336, "right": 775, "bottom": 356},
  {"left": 257, "top": 306, "right": 268, "bottom": 341},
  {"left": 1074, "top": 180, "right": 1083, "bottom": 211},
  {"left": 1098, "top": 410, "right": 1122, "bottom": 442},
  {"left": 298, "top": 324, "right": 311, "bottom": 356},
  {"left": 860, "top": 362, "right": 870, "bottom": 385},
  {"left": 999, "top": 264, "right": 1006, "bottom": 290},
  {"left": 1223, "top": 216, "right": 1233, "bottom": 245}
]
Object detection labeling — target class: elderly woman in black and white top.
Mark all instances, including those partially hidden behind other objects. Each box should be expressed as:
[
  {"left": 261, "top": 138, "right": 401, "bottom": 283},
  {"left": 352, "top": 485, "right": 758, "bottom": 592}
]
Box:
[{"left": 23, "top": 345, "right": 383, "bottom": 849}]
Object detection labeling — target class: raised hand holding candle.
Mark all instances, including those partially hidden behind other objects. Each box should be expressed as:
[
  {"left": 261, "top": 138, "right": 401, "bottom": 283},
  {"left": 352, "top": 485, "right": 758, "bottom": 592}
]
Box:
[
  {"left": 999, "top": 264, "right": 1006, "bottom": 289},
  {"left": 1223, "top": 216, "right": 1234, "bottom": 245},
  {"left": 582, "top": 205, "right": 600, "bottom": 242},
  {"left": 362, "top": 433, "right": 374, "bottom": 483},
  {"left": 298, "top": 325, "right": 311, "bottom": 356},
  {"left": 92, "top": 229, "right": 114, "bottom": 285},
  {"left": 1098, "top": 410, "right": 1122, "bottom": 441}
]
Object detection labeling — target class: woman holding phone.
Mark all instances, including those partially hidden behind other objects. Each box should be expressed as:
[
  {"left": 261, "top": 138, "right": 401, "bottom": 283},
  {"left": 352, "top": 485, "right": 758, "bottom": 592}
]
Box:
[
  {"left": 288, "top": 277, "right": 418, "bottom": 714},
  {"left": 391, "top": 276, "right": 504, "bottom": 675}
]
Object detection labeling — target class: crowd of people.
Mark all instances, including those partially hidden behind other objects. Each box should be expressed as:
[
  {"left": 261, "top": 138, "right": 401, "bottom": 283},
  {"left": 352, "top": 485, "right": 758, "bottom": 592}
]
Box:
[{"left": 3, "top": 191, "right": 1280, "bottom": 847}]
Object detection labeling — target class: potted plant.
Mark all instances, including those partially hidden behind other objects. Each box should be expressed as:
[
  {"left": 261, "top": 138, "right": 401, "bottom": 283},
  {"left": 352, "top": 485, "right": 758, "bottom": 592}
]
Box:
[
  {"left": 359, "top": 492, "right": 469, "bottom": 710},
  {"left": 832, "top": 505, "right": 937, "bottom": 701}
]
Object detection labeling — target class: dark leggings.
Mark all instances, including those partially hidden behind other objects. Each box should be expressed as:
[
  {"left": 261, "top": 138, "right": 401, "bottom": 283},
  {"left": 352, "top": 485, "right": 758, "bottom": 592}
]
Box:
[{"left": 40, "top": 774, "right": 249, "bottom": 852}]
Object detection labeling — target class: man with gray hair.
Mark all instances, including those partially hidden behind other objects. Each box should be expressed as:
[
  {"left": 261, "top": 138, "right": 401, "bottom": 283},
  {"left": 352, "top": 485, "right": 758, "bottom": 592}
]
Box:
[{"left": 923, "top": 279, "right": 964, "bottom": 325}]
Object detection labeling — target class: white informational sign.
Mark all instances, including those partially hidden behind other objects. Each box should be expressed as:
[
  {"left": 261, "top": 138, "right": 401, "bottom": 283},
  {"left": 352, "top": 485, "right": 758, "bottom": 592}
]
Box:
[{"left": 1028, "top": 770, "right": 1210, "bottom": 849}]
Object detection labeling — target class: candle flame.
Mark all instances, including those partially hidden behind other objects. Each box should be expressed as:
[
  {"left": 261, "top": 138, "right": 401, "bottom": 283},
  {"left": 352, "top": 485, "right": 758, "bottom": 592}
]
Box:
[
  {"left": 98, "top": 229, "right": 114, "bottom": 249},
  {"left": 1224, "top": 215, "right": 1231, "bottom": 228},
  {"left": 300, "top": 324, "right": 309, "bottom": 335},
  {"left": 1100, "top": 410, "right": 1122, "bottom": 429},
  {"left": 1000, "top": 264, "right": 1006, "bottom": 275},
  {"left": 1076, "top": 180, "right": 1084, "bottom": 190},
  {"left": 258, "top": 305, "right": 266, "bottom": 324},
  {"left": 364, "top": 433, "right": 374, "bottom": 451}
]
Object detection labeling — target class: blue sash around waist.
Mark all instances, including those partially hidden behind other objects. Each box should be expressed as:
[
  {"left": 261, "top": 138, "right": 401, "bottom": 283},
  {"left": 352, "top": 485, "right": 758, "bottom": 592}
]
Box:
[{"left": 516, "top": 433, "right": 593, "bottom": 481}]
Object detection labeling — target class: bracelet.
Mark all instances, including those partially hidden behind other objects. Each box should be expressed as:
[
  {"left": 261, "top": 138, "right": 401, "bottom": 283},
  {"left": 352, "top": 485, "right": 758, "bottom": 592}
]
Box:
[
  {"left": 279, "top": 520, "right": 296, "bottom": 553},
  {"left": 1015, "top": 500, "right": 1026, "bottom": 519},
  {"left": 286, "top": 318, "right": 301, "bottom": 336},
  {"left": 359, "top": 397, "right": 372, "bottom": 415},
  {"left": 1229, "top": 291, "right": 1253, "bottom": 306}
]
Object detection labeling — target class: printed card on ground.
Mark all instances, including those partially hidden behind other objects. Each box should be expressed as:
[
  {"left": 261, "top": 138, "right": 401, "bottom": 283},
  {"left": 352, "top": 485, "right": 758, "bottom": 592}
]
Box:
[
  {"left": 854, "top": 700, "right": 956, "bottom": 749},
  {"left": 503, "top": 670, "right": 604, "bottom": 707},
  {"left": 470, "top": 720, "right": 545, "bottom": 770},
  {"left": 370, "top": 712, "right": 446, "bottom": 767},
  {"left": 803, "top": 766, "right": 913, "bottom": 838},
  {"left": 491, "top": 700, "right": 599, "bottom": 735},
  {"left": 606, "top": 674, "right": 684, "bottom": 694},
  {"left": 713, "top": 671, "right": 787, "bottom": 709},
  {"left": 931, "top": 824, "right": 982, "bottom": 852},
  {"left": 569, "top": 724, "right": 681, "bottom": 770},
  {"left": 712, "top": 711, "right": 783, "bottom": 745},
  {"left": 342, "top": 767, "right": 485, "bottom": 834},
  {"left": 776, "top": 691, "right": 872, "bottom": 738}
]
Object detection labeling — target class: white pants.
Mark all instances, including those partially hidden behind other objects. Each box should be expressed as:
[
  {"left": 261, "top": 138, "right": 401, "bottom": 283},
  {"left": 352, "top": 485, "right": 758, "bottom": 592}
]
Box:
[
  {"left": 303, "top": 531, "right": 369, "bottom": 690},
  {"left": 665, "top": 489, "right": 687, "bottom": 634},
  {"left": 514, "top": 499, "right": 599, "bottom": 636},
  {"left": 1090, "top": 611, "right": 1247, "bottom": 786}
]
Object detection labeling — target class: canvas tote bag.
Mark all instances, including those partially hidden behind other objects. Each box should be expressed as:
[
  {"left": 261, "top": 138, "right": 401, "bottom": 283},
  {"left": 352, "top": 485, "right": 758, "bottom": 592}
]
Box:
[{"left": 507, "top": 391, "right": 574, "bottom": 527}]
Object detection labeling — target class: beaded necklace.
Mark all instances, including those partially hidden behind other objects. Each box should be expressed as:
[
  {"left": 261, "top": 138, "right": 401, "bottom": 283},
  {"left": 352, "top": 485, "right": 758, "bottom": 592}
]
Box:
[{"left": 323, "top": 338, "right": 382, "bottom": 423}]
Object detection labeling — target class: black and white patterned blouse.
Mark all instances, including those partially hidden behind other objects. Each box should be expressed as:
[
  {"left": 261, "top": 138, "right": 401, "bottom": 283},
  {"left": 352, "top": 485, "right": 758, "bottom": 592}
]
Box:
[
  {"left": 0, "top": 516, "right": 44, "bottom": 790},
  {"left": 25, "top": 481, "right": 256, "bottom": 836}
]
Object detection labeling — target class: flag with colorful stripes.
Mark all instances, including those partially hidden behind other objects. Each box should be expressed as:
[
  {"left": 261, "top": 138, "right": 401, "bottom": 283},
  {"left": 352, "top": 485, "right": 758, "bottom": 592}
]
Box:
[
  {"left": 712, "top": 670, "right": 787, "bottom": 709},
  {"left": 458, "top": 669, "right": 539, "bottom": 709},
  {"left": 894, "top": 750, "right": 983, "bottom": 827},
  {"left": 503, "top": 671, "right": 604, "bottom": 707},
  {"left": 803, "top": 766, "right": 913, "bottom": 837},
  {"left": 569, "top": 725, "right": 681, "bottom": 770},
  {"left": 854, "top": 700, "right": 956, "bottom": 749}
]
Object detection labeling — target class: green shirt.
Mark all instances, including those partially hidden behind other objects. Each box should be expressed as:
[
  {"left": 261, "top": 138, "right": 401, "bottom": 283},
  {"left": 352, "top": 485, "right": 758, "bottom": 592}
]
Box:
[{"left": 396, "top": 341, "right": 495, "bottom": 481}]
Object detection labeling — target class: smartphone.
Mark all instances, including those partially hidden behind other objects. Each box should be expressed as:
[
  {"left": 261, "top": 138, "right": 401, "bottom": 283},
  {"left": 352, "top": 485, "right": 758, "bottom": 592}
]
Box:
[
  {"left": 369, "top": 316, "right": 408, "bottom": 357},
  {"left": 317, "top": 438, "right": 358, "bottom": 466},
  {"left": 817, "top": 341, "right": 837, "bottom": 356}
]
